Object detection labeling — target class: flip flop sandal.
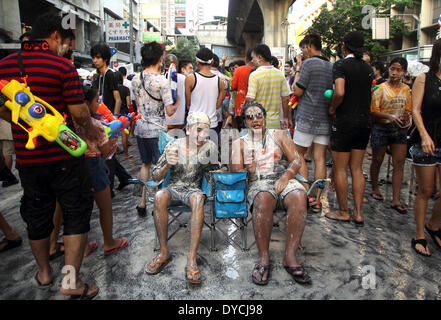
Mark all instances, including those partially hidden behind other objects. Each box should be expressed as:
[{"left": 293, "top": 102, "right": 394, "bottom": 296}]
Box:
[
  {"left": 145, "top": 255, "right": 172, "bottom": 275},
  {"left": 185, "top": 266, "right": 202, "bottom": 284},
  {"left": 324, "top": 211, "right": 351, "bottom": 223},
  {"left": 0, "top": 237, "right": 22, "bottom": 253},
  {"left": 251, "top": 264, "right": 270, "bottom": 286},
  {"left": 371, "top": 193, "right": 384, "bottom": 201},
  {"left": 83, "top": 241, "right": 98, "bottom": 258},
  {"left": 311, "top": 201, "right": 322, "bottom": 213},
  {"left": 411, "top": 238, "right": 431, "bottom": 257},
  {"left": 69, "top": 283, "right": 99, "bottom": 300},
  {"left": 34, "top": 269, "right": 53, "bottom": 289},
  {"left": 283, "top": 265, "right": 312, "bottom": 285},
  {"left": 136, "top": 206, "right": 147, "bottom": 217},
  {"left": 425, "top": 225, "right": 441, "bottom": 249},
  {"left": 104, "top": 238, "right": 129, "bottom": 255},
  {"left": 391, "top": 205, "right": 407, "bottom": 214},
  {"left": 49, "top": 242, "right": 65, "bottom": 261}
]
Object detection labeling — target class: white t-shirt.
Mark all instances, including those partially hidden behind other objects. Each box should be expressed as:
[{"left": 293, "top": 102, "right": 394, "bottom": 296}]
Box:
[{"left": 166, "top": 73, "right": 186, "bottom": 126}]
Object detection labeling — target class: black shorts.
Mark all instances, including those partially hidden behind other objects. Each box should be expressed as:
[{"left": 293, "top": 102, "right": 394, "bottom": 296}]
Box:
[
  {"left": 18, "top": 157, "right": 94, "bottom": 240},
  {"left": 330, "top": 125, "right": 371, "bottom": 152}
]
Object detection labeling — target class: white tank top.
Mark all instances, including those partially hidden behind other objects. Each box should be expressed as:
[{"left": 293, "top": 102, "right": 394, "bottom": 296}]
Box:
[{"left": 189, "top": 72, "right": 219, "bottom": 128}]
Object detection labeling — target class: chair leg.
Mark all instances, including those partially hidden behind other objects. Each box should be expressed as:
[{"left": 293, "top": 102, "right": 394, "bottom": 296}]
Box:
[{"left": 210, "top": 203, "right": 217, "bottom": 252}]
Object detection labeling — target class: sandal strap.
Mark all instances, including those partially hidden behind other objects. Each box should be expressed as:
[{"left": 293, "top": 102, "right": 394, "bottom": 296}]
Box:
[
  {"left": 149, "top": 256, "right": 169, "bottom": 269},
  {"left": 413, "top": 238, "right": 428, "bottom": 247},
  {"left": 426, "top": 226, "right": 441, "bottom": 238},
  {"left": 79, "top": 283, "right": 89, "bottom": 300},
  {"left": 254, "top": 264, "right": 269, "bottom": 276},
  {"left": 187, "top": 268, "right": 200, "bottom": 276},
  {"left": 285, "top": 265, "right": 306, "bottom": 274}
]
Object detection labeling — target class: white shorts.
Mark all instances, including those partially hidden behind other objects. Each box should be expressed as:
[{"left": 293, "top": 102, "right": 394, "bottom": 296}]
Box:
[{"left": 293, "top": 130, "right": 330, "bottom": 148}]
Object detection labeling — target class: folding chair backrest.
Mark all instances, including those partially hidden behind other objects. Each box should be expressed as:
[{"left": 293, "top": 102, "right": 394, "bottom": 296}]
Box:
[{"left": 212, "top": 172, "right": 247, "bottom": 218}]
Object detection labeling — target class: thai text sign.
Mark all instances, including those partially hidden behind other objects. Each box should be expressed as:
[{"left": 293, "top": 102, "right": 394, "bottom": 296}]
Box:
[{"left": 106, "top": 20, "right": 130, "bottom": 43}]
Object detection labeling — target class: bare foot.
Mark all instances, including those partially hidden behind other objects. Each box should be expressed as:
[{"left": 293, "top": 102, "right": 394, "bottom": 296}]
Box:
[
  {"left": 83, "top": 241, "right": 98, "bottom": 258},
  {"left": 186, "top": 260, "right": 202, "bottom": 283},
  {"left": 352, "top": 209, "right": 364, "bottom": 224}
]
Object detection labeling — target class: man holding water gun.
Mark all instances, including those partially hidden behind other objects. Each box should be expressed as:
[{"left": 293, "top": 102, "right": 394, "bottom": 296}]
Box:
[{"left": 0, "top": 13, "right": 100, "bottom": 299}]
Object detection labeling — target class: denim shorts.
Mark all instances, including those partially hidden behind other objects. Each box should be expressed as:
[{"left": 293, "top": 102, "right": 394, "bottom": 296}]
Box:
[
  {"left": 136, "top": 136, "right": 159, "bottom": 165},
  {"left": 86, "top": 157, "right": 110, "bottom": 192},
  {"left": 371, "top": 123, "right": 407, "bottom": 149},
  {"left": 410, "top": 144, "right": 441, "bottom": 166}
]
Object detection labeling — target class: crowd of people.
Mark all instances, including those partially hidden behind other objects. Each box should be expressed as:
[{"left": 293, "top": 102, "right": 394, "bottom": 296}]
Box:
[{"left": 1, "top": 12, "right": 441, "bottom": 299}]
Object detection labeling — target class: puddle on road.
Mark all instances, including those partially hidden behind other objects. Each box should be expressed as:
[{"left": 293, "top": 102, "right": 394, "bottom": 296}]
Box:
[{"left": 222, "top": 225, "right": 240, "bottom": 279}]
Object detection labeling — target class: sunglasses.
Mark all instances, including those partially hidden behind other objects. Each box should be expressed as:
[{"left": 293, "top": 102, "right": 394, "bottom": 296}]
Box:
[{"left": 245, "top": 112, "right": 263, "bottom": 120}]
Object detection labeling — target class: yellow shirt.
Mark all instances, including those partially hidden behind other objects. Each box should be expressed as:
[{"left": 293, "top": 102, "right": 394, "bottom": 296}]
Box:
[
  {"left": 370, "top": 82, "right": 412, "bottom": 116},
  {"left": 246, "top": 66, "right": 290, "bottom": 129}
]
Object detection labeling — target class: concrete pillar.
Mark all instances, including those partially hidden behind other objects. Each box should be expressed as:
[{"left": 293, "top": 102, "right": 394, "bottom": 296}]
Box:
[
  {"left": 256, "top": 0, "right": 293, "bottom": 48},
  {"left": 75, "top": 20, "right": 85, "bottom": 53},
  {"left": 420, "top": 0, "right": 432, "bottom": 45},
  {"left": 0, "top": 0, "right": 21, "bottom": 41},
  {"left": 243, "top": 32, "right": 263, "bottom": 53}
]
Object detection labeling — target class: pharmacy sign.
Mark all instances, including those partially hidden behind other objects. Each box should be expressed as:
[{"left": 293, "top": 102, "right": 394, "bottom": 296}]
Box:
[{"left": 106, "top": 20, "right": 130, "bottom": 43}]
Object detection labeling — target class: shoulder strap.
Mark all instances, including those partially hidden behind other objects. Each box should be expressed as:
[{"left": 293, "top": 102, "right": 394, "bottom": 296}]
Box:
[
  {"left": 140, "top": 71, "right": 162, "bottom": 102},
  {"left": 190, "top": 72, "right": 197, "bottom": 93}
]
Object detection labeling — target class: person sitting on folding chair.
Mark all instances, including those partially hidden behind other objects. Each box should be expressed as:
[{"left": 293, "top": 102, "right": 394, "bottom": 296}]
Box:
[
  {"left": 146, "top": 112, "right": 220, "bottom": 284},
  {"left": 230, "top": 101, "right": 311, "bottom": 286}
]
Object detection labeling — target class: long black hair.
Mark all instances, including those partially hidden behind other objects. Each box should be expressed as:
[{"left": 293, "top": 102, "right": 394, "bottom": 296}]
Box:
[{"left": 429, "top": 39, "right": 441, "bottom": 74}]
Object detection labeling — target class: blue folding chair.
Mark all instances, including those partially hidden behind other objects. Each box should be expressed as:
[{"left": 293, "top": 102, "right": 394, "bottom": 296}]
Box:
[
  {"left": 209, "top": 171, "right": 248, "bottom": 251},
  {"left": 129, "top": 131, "right": 216, "bottom": 251}
]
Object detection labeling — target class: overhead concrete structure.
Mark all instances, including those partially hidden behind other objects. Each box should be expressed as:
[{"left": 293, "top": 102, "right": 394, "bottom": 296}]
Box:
[{"left": 227, "top": 0, "right": 294, "bottom": 51}]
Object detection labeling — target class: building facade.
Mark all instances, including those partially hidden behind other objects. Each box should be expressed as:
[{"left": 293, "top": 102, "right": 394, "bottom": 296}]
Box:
[{"left": 0, "top": 0, "right": 142, "bottom": 67}]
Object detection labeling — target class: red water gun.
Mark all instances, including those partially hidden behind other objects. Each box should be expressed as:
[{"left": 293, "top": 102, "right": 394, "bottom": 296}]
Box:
[{"left": 288, "top": 95, "right": 298, "bottom": 109}]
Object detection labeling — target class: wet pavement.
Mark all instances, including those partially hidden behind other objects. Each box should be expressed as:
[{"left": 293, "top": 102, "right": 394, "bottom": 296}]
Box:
[{"left": 1, "top": 137, "right": 441, "bottom": 300}]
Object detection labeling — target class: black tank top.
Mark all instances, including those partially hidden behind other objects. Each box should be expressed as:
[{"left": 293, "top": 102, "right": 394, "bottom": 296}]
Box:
[{"left": 416, "top": 71, "right": 441, "bottom": 147}]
